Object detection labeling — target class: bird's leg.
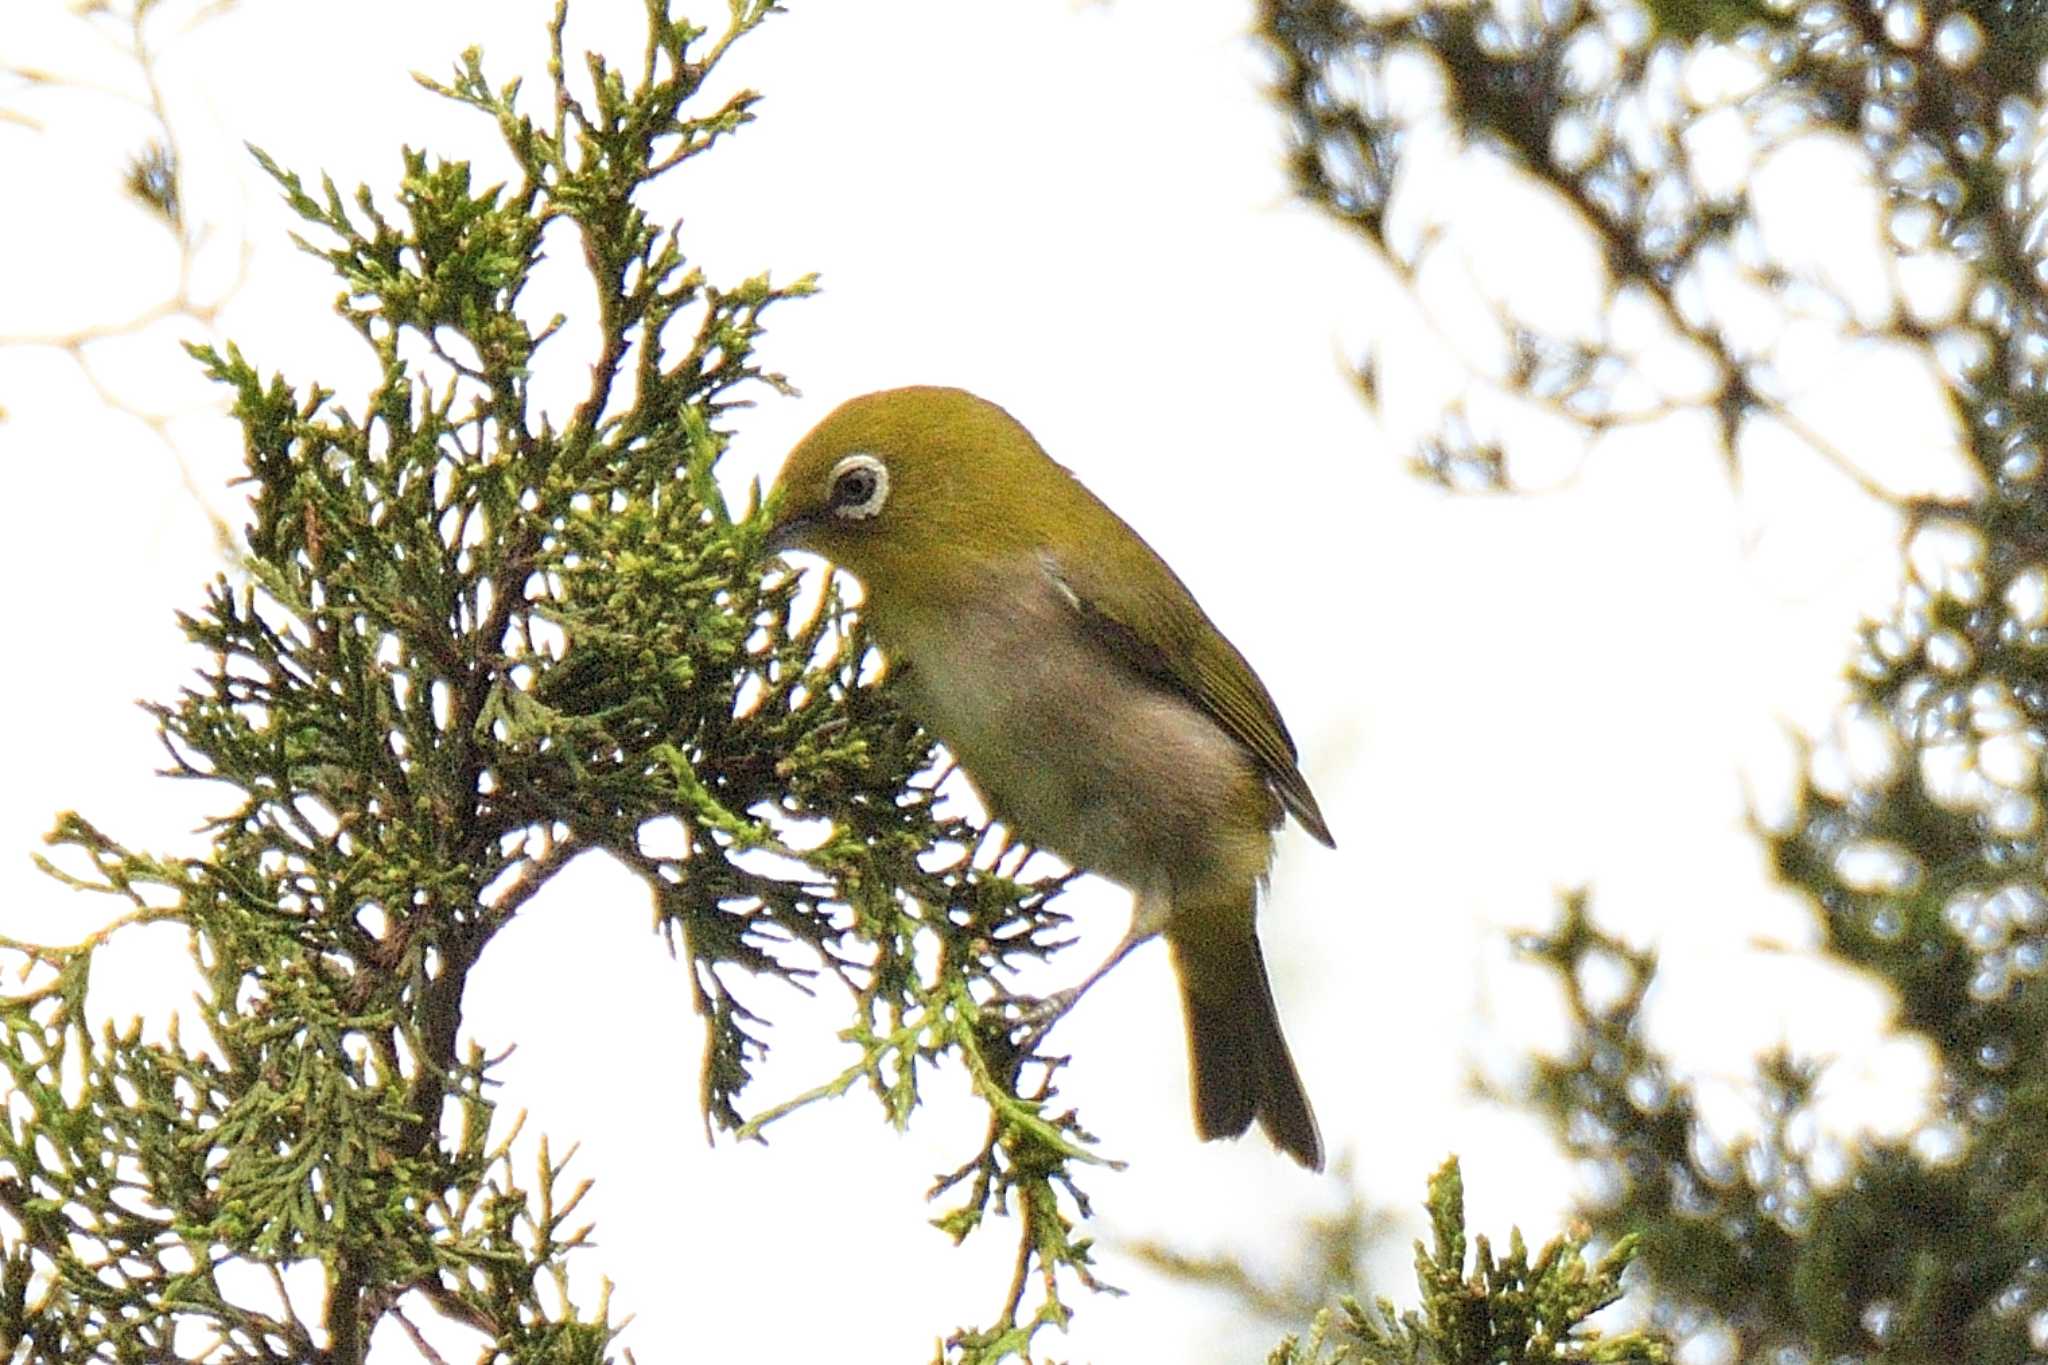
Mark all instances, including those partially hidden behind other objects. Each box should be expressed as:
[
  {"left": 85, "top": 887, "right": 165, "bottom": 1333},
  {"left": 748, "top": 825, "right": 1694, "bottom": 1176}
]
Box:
[
  {"left": 1002, "top": 880, "right": 1172, "bottom": 1049},
  {"left": 1007, "top": 928, "right": 1147, "bottom": 1033}
]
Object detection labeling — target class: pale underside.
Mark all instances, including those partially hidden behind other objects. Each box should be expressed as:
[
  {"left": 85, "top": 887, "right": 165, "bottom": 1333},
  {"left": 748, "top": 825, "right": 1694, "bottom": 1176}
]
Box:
[{"left": 872, "top": 550, "right": 1280, "bottom": 933}]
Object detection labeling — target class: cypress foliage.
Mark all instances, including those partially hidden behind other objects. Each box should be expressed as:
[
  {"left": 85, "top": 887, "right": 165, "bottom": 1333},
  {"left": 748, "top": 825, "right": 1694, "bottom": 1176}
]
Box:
[
  {"left": 1261, "top": 0, "right": 2048, "bottom": 1356},
  {"left": 1273, "top": 1160, "right": 1667, "bottom": 1364},
  {"left": 0, "top": 4, "right": 1100, "bottom": 1357}
]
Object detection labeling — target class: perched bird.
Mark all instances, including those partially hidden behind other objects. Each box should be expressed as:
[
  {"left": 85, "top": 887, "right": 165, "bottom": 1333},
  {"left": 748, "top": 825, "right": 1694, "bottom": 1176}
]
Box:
[{"left": 762, "top": 386, "right": 1333, "bottom": 1170}]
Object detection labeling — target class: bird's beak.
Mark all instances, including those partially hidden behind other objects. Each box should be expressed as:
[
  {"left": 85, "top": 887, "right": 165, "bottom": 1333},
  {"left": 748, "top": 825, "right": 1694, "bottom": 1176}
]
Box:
[{"left": 761, "top": 513, "right": 812, "bottom": 558}]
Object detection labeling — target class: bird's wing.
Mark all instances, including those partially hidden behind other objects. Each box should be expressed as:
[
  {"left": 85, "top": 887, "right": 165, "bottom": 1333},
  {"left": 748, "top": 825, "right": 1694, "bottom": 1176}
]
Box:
[{"left": 1038, "top": 549, "right": 1335, "bottom": 847}]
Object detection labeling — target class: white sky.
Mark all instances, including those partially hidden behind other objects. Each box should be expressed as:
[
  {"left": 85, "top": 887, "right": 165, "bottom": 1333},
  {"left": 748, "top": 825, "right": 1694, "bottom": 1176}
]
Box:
[{"left": 0, "top": 1, "right": 1978, "bottom": 1361}]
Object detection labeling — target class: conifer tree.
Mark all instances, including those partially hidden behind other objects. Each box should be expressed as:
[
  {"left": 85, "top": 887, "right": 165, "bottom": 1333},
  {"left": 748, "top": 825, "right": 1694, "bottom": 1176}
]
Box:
[
  {"left": 1259, "top": 0, "right": 2048, "bottom": 1357},
  {"left": 3, "top": 2, "right": 1082, "bottom": 1357}
]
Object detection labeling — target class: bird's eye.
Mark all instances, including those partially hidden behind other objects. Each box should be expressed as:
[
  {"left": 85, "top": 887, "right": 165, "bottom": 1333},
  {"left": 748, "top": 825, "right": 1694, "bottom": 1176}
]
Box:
[{"left": 827, "top": 454, "right": 890, "bottom": 521}]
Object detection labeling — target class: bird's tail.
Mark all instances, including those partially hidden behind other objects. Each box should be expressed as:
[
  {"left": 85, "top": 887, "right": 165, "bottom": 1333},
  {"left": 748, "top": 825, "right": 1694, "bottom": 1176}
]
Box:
[{"left": 1170, "top": 921, "right": 1323, "bottom": 1171}]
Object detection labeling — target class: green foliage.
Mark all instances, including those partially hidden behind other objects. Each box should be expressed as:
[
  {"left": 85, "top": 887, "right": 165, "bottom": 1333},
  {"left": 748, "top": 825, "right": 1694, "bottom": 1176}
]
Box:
[
  {"left": 1509, "top": 890, "right": 2048, "bottom": 1362},
  {"left": 0, "top": 2, "right": 1113, "bottom": 1360},
  {"left": 1270, "top": 1159, "right": 1667, "bottom": 1365},
  {"left": 1260, "top": 0, "right": 2048, "bottom": 1355}
]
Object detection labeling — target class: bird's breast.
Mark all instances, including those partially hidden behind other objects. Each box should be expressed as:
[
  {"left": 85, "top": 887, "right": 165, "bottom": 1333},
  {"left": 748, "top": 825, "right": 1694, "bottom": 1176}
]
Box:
[{"left": 872, "top": 564, "right": 1276, "bottom": 896}]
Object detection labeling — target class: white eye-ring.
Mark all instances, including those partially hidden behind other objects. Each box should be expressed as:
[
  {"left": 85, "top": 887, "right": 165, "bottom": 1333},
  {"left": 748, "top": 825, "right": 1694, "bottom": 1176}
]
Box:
[{"left": 826, "top": 453, "right": 890, "bottom": 520}]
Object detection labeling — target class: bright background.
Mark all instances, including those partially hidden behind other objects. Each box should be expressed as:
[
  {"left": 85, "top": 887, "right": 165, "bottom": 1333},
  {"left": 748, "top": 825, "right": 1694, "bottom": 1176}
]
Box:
[{"left": 0, "top": 1, "right": 1968, "bottom": 1360}]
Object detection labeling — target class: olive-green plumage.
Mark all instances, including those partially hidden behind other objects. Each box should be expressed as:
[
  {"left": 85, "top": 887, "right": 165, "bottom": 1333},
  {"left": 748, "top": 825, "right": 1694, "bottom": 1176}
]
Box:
[{"left": 764, "top": 386, "right": 1332, "bottom": 1169}]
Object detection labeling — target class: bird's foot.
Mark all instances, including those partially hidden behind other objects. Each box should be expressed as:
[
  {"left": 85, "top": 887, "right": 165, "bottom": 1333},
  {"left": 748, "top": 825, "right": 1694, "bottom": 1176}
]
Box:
[{"left": 986, "top": 983, "right": 1081, "bottom": 1053}]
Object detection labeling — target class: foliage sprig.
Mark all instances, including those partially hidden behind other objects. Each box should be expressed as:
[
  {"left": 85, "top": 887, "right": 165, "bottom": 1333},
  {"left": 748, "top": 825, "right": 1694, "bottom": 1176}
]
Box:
[{"left": 1271, "top": 1158, "right": 1668, "bottom": 1365}]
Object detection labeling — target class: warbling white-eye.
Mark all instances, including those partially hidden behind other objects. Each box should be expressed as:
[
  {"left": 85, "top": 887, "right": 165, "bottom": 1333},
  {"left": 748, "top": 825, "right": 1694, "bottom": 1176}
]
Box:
[{"left": 762, "top": 386, "right": 1333, "bottom": 1170}]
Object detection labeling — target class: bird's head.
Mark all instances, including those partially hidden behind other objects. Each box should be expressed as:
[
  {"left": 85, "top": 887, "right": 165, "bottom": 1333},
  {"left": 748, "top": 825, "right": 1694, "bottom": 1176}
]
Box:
[{"left": 762, "top": 386, "right": 1058, "bottom": 595}]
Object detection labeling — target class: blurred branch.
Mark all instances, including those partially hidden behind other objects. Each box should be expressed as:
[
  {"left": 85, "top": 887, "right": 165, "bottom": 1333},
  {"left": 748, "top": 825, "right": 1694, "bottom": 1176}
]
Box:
[
  {"left": 1259, "top": 0, "right": 2048, "bottom": 1356},
  {"left": 1127, "top": 1152, "right": 1402, "bottom": 1329},
  {"left": 1259, "top": 0, "right": 1965, "bottom": 516},
  {"left": 0, "top": 0, "right": 251, "bottom": 549}
]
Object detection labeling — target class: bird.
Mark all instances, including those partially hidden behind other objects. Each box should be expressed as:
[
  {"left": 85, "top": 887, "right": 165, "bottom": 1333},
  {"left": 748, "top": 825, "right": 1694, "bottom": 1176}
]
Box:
[{"left": 761, "top": 386, "right": 1333, "bottom": 1170}]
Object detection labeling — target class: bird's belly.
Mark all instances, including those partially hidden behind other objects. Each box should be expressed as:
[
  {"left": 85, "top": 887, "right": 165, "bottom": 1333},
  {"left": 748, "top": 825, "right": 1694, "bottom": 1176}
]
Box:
[{"left": 888, "top": 602, "right": 1274, "bottom": 893}]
